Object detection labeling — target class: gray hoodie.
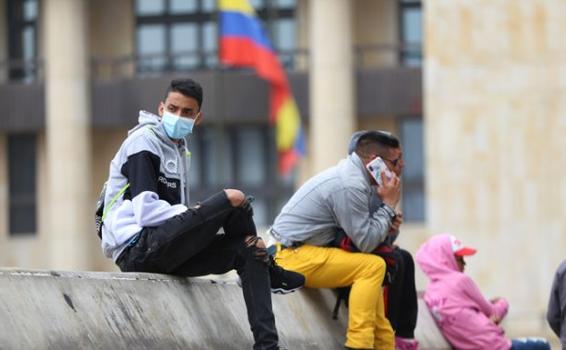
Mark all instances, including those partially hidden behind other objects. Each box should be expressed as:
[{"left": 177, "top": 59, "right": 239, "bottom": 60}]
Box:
[
  {"left": 271, "top": 150, "right": 396, "bottom": 252},
  {"left": 349, "top": 129, "right": 400, "bottom": 245},
  {"left": 101, "top": 111, "right": 192, "bottom": 261}
]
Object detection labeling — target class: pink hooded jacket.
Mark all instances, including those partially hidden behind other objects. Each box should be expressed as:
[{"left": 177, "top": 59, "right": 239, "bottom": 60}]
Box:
[{"left": 415, "top": 234, "right": 511, "bottom": 350}]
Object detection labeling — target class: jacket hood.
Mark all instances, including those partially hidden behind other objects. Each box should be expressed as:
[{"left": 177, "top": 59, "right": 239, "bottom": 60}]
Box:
[
  {"left": 347, "top": 130, "right": 398, "bottom": 155},
  {"left": 415, "top": 233, "right": 461, "bottom": 281},
  {"left": 129, "top": 110, "right": 179, "bottom": 146},
  {"left": 347, "top": 152, "right": 374, "bottom": 186},
  {"left": 129, "top": 110, "right": 161, "bottom": 135}
]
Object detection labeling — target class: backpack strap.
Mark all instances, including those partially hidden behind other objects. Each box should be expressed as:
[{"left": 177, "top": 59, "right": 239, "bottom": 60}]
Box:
[{"left": 102, "top": 183, "right": 130, "bottom": 222}]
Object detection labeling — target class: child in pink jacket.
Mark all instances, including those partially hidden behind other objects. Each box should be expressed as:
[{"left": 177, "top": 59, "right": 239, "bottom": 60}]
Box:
[{"left": 415, "top": 234, "right": 549, "bottom": 350}]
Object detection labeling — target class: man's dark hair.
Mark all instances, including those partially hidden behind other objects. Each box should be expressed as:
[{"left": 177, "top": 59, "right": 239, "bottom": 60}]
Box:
[
  {"left": 164, "top": 79, "right": 203, "bottom": 108},
  {"left": 355, "top": 132, "right": 400, "bottom": 161}
]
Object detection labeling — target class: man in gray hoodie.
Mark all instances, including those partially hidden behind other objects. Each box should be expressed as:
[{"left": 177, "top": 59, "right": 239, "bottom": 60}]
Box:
[
  {"left": 100, "top": 78, "right": 304, "bottom": 350},
  {"left": 269, "top": 130, "right": 402, "bottom": 350},
  {"left": 344, "top": 131, "right": 419, "bottom": 350}
]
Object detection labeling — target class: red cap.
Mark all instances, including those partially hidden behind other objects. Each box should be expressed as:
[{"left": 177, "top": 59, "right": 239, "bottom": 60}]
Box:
[{"left": 450, "top": 235, "right": 477, "bottom": 256}]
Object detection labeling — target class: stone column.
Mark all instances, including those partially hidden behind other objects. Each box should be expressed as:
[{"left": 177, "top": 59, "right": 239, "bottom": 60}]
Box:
[
  {"left": 89, "top": 0, "right": 134, "bottom": 79},
  {"left": 44, "top": 0, "right": 92, "bottom": 270},
  {"left": 353, "top": 0, "right": 398, "bottom": 67},
  {"left": 0, "top": 0, "right": 7, "bottom": 82},
  {"left": 308, "top": 0, "right": 355, "bottom": 175},
  {"left": 426, "top": 0, "right": 566, "bottom": 335},
  {"left": 0, "top": 135, "right": 6, "bottom": 257}
]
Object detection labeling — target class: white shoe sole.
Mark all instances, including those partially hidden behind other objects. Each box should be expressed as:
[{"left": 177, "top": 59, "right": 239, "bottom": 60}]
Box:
[{"left": 271, "top": 286, "right": 303, "bottom": 295}]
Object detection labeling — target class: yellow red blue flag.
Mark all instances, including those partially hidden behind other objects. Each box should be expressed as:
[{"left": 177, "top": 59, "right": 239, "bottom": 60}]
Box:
[{"left": 219, "top": 0, "right": 305, "bottom": 175}]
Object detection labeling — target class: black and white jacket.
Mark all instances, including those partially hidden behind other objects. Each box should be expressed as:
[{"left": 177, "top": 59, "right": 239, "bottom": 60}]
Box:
[{"left": 101, "top": 111, "right": 192, "bottom": 261}]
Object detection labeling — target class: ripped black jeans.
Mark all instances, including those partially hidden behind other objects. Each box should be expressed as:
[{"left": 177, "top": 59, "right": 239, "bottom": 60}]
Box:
[{"left": 116, "top": 191, "right": 278, "bottom": 350}]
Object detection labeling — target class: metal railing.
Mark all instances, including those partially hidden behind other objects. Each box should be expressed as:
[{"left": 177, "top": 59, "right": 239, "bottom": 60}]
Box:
[
  {"left": 354, "top": 42, "right": 422, "bottom": 68},
  {"left": 0, "top": 43, "right": 422, "bottom": 83},
  {"left": 90, "top": 47, "right": 311, "bottom": 80},
  {"left": 0, "top": 58, "right": 45, "bottom": 83}
]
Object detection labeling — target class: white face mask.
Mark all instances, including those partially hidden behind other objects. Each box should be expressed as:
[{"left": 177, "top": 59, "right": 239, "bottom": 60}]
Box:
[{"left": 161, "top": 111, "right": 196, "bottom": 139}]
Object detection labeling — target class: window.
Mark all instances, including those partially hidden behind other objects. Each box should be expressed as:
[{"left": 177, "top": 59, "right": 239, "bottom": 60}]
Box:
[
  {"left": 235, "top": 128, "right": 265, "bottom": 186},
  {"left": 8, "top": 134, "right": 37, "bottom": 235},
  {"left": 7, "top": 0, "right": 38, "bottom": 81},
  {"left": 201, "top": 127, "right": 234, "bottom": 186},
  {"left": 134, "top": 0, "right": 297, "bottom": 72},
  {"left": 400, "top": 118, "right": 425, "bottom": 222},
  {"left": 135, "top": 0, "right": 218, "bottom": 72},
  {"left": 249, "top": 0, "right": 298, "bottom": 68},
  {"left": 187, "top": 125, "right": 294, "bottom": 227},
  {"left": 399, "top": 0, "right": 422, "bottom": 66}
]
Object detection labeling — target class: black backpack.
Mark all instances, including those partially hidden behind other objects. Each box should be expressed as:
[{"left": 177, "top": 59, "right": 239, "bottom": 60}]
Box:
[{"left": 94, "top": 182, "right": 107, "bottom": 238}]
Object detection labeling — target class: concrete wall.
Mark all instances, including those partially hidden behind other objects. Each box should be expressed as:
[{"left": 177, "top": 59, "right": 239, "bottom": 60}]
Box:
[
  {"left": 0, "top": 268, "right": 451, "bottom": 350},
  {"left": 0, "top": 269, "right": 350, "bottom": 349},
  {"left": 425, "top": 0, "right": 566, "bottom": 337}
]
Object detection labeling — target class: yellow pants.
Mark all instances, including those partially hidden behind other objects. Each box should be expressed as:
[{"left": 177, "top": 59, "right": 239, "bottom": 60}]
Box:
[{"left": 275, "top": 245, "right": 394, "bottom": 350}]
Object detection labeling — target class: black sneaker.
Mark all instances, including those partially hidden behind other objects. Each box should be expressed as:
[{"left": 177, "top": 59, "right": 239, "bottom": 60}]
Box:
[{"left": 268, "top": 256, "right": 305, "bottom": 294}]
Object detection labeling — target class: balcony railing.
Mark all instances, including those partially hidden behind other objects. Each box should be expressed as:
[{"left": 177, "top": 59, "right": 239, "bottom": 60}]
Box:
[
  {"left": 0, "top": 43, "right": 422, "bottom": 83},
  {"left": 0, "top": 58, "right": 45, "bottom": 83}
]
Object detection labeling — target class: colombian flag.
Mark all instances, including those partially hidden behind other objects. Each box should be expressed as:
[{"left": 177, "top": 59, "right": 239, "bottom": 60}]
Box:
[{"left": 219, "top": 0, "right": 305, "bottom": 175}]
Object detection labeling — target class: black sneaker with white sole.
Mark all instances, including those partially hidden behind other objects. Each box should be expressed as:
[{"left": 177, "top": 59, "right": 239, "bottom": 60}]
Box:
[{"left": 268, "top": 256, "right": 305, "bottom": 294}]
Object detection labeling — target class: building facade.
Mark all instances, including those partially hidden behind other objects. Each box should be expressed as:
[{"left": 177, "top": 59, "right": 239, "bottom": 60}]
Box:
[
  {"left": 0, "top": 0, "right": 424, "bottom": 270},
  {"left": 3, "top": 0, "right": 563, "bottom": 341}
]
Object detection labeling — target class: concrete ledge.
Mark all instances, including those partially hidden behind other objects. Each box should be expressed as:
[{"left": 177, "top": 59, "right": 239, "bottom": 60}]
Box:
[
  {"left": 0, "top": 269, "right": 450, "bottom": 349},
  {"left": 415, "top": 296, "right": 452, "bottom": 350}
]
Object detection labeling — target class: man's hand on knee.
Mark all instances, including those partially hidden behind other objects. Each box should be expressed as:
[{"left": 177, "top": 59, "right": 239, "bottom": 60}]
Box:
[{"left": 224, "top": 189, "right": 245, "bottom": 207}]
